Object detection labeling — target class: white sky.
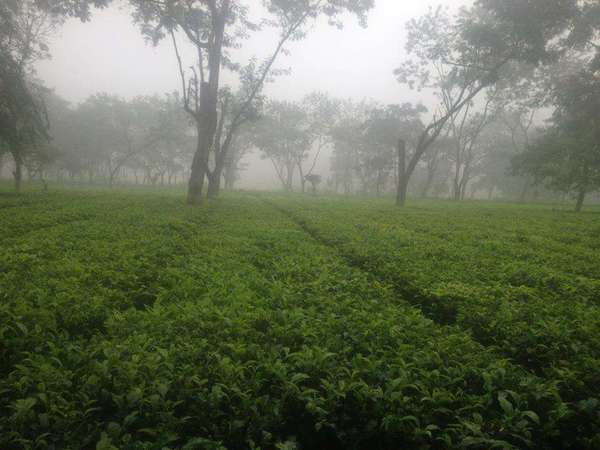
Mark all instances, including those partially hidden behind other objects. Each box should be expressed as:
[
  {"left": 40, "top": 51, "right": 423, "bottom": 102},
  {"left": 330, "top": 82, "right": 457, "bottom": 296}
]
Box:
[
  {"left": 37, "top": 0, "right": 472, "bottom": 106},
  {"left": 35, "top": 0, "right": 473, "bottom": 189}
]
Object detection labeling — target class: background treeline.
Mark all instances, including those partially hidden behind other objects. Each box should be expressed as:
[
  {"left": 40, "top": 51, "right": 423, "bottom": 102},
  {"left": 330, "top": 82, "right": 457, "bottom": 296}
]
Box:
[
  {"left": 5, "top": 83, "right": 595, "bottom": 207},
  {"left": 0, "top": 92, "right": 195, "bottom": 187},
  {"left": 1, "top": 0, "right": 598, "bottom": 210}
]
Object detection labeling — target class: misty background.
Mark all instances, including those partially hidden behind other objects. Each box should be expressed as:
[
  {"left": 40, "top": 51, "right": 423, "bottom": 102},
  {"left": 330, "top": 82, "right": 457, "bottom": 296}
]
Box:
[{"left": 36, "top": 0, "right": 469, "bottom": 190}]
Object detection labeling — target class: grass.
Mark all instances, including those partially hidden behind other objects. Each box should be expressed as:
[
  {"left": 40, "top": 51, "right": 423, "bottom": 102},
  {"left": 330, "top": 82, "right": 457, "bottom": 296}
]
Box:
[{"left": 1, "top": 187, "right": 599, "bottom": 449}]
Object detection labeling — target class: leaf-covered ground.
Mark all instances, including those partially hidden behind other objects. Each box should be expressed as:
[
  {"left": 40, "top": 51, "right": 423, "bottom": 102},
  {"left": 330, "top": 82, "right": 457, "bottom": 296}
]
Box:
[{"left": 1, "top": 189, "right": 599, "bottom": 449}]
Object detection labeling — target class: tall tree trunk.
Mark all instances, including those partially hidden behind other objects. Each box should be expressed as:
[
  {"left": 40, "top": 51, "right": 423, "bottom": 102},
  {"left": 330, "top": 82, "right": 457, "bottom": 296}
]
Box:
[
  {"left": 519, "top": 179, "right": 530, "bottom": 202},
  {"left": 452, "top": 177, "right": 461, "bottom": 200},
  {"left": 185, "top": 5, "right": 225, "bottom": 204},
  {"left": 285, "top": 162, "right": 294, "bottom": 192},
  {"left": 422, "top": 169, "right": 435, "bottom": 198},
  {"left": 396, "top": 139, "right": 407, "bottom": 206},
  {"left": 452, "top": 145, "right": 462, "bottom": 201},
  {"left": 575, "top": 188, "right": 586, "bottom": 212},
  {"left": 459, "top": 169, "right": 470, "bottom": 200},
  {"left": 224, "top": 167, "right": 235, "bottom": 190},
  {"left": 207, "top": 171, "right": 221, "bottom": 199},
  {"left": 188, "top": 117, "right": 212, "bottom": 204},
  {"left": 12, "top": 150, "right": 23, "bottom": 193},
  {"left": 296, "top": 161, "right": 306, "bottom": 193}
]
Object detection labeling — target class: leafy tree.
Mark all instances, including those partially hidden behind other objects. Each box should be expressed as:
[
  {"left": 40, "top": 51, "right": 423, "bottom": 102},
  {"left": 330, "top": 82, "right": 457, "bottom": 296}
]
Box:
[
  {"left": 497, "top": 106, "right": 540, "bottom": 201},
  {"left": 447, "top": 99, "right": 496, "bottom": 201},
  {"left": 329, "top": 100, "right": 424, "bottom": 196},
  {"left": 137, "top": 93, "right": 193, "bottom": 186},
  {"left": 222, "top": 126, "right": 253, "bottom": 191},
  {"left": 56, "top": 93, "right": 194, "bottom": 186},
  {"left": 33, "top": 0, "right": 110, "bottom": 20},
  {"left": 0, "top": 0, "right": 114, "bottom": 191},
  {"left": 394, "top": 0, "right": 586, "bottom": 206},
  {"left": 254, "top": 100, "right": 310, "bottom": 192},
  {"left": 205, "top": 80, "right": 263, "bottom": 197},
  {"left": 297, "top": 92, "right": 340, "bottom": 193},
  {"left": 329, "top": 100, "right": 372, "bottom": 195},
  {"left": 513, "top": 64, "right": 600, "bottom": 211},
  {"left": 130, "top": 0, "right": 374, "bottom": 204},
  {"left": 0, "top": 0, "right": 60, "bottom": 191},
  {"left": 419, "top": 136, "right": 452, "bottom": 198},
  {"left": 364, "top": 103, "right": 424, "bottom": 197},
  {"left": 305, "top": 173, "right": 322, "bottom": 194}
]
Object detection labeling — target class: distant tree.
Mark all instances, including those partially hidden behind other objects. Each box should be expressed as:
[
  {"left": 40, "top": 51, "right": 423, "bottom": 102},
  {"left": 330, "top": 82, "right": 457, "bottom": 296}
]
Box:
[
  {"left": 33, "top": 0, "right": 110, "bottom": 20},
  {"left": 254, "top": 100, "right": 309, "bottom": 192},
  {"left": 305, "top": 173, "right": 322, "bottom": 195},
  {"left": 329, "top": 101, "right": 424, "bottom": 196},
  {"left": 77, "top": 95, "right": 136, "bottom": 185},
  {"left": 513, "top": 64, "right": 600, "bottom": 212},
  {"left": 222, "top": 127, "right": 252, "bottom": 191},
  {"left": 496, "top": 106, "right": 539, "bottom": 201},
  {"left": 329, "top": 100, "right": 372, "bottom": 195},
  {"left": 394, "top": 0, "right": 586, "bottom": 206},
  {"left": 420, "top": 136, "right": 451, "bottom": 198},
  {"left": 0, "top": 0, "right": 115, "bottom": 192},
  {"left": 205, "top": 78, "right": 263, "bottom": 197},
  {"left": 296, "top": 92, "right": 340, "bottom": 193},
  {"left": 0, "top": 0, "right": 60, "bottom": 191},
  {"left": 140, "top": 93, "right": 193, "bottom": 186},
  {"left": 477, "top": 0, "right": 600, "bottom": 69},
  {"left": 130, "top": 0, "right": 374, "bottom": 204},
  {"left": 44, "top": 92, "right": 81, "bottom": 180},
  {"left": 46, "top": 93, "right": 194, "bottom": 186},
  {"left": 447, "top": 98, "right": 496, "bottom": 201},
  {"left": 363, "top": 103, "right": 424, "bottom": 197}
]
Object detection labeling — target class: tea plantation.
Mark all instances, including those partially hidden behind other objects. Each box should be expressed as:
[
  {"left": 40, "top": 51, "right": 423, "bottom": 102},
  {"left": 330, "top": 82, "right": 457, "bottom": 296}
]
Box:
[{"left": 1, "top": 189, "right": 599, "bottom": 449}]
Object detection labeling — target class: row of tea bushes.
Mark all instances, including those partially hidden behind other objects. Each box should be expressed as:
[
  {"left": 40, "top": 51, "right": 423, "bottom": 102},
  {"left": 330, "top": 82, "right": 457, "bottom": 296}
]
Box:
[
  {"left": 0, "top": 192, "right": 597, "bottom": 448},
  {"left": 266, "top": 195, "right": 600, "bottom": 444}
]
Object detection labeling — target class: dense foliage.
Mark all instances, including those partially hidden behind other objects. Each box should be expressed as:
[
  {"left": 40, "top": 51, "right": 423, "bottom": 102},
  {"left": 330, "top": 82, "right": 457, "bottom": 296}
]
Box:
[{"left": 1, "top": 188, "right": 599, "bottom": 449}]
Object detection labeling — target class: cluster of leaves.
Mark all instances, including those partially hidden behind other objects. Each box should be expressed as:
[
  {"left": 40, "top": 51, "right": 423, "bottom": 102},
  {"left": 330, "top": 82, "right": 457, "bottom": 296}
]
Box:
[
  {"left": 46, "top": 92, "right": 194, "bottom": 184},
  {"left": 2, "top": 189, "right": 595, "bottom": 448},
  {"left": 269, "top": 194, "right": 600, "bottom": 448}
]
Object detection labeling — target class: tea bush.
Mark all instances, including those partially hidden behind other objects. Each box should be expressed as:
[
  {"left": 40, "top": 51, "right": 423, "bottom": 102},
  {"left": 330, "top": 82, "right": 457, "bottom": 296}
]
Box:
[
  {"left": 1, "top": 190, "right": 599, "bottom": 449},
  {"left": 267, "top": 195, "right": 600, "bottom": 446}
]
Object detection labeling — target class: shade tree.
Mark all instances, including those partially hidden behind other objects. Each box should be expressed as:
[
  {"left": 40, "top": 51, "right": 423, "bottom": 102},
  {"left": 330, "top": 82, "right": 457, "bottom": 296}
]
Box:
[
  {"left": 513, "top": 60, "right": 600, "bottom": 211},
  {"left": 393, "top": 0, "right": 589, "bottom": 206},
  {"left": 130, "top": 0, "right": 374, "bottom": 204},
  {"left": 253, "top": 100, "right": 310, "bottom": 192},
  {"left": 0, "top": 0, "right": 59, "bottom": 191}
]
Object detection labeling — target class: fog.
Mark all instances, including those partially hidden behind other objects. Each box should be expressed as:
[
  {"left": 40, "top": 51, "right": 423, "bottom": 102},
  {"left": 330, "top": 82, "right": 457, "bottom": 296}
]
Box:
[
  {"left": 36, "top": 0, "right": 470, "bottom": 189},
  {"left": 3, "top": 2, "right": 600, "bottom": 446}
]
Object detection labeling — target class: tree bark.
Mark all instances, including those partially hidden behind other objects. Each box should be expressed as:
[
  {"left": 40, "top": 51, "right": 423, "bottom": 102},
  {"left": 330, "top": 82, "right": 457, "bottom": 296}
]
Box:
[
  {"left": 188, "top": 112, "right": 212, "bottom": 204},
  {"left": 286, "top": 163, "right": 294, "bottom": 192},
  {"left": 575, "top": 188, "right": 586, "bottom": 212},
  {"left": 422, "top": 170, "right": 435, "bottom": 198},
  {"left": 207, "top": 171, "right": 221, "bottom": 198},
  {"left": 224, "top": 166, "right": 235, "bottom": 190},
  {"left": 185, "top": 3, "right": 227, "bottom": 205},
  {"left": 519, "top": 179, "right": 530, "bottom": 202},
  {"left": 12, "top": 150, "right": 23, "bottom": 193},
  {"left": 396, "top": 139, "right": 407, "bottom": 206}
]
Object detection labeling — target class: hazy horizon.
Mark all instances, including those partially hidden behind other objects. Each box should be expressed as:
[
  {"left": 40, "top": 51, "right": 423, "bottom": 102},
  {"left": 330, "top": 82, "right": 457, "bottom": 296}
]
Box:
[{"left": 34, "top": 0, "right": 472, "bottom": 189}]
